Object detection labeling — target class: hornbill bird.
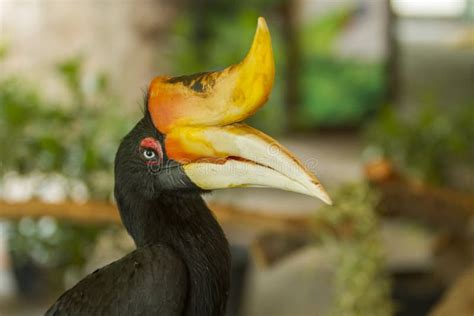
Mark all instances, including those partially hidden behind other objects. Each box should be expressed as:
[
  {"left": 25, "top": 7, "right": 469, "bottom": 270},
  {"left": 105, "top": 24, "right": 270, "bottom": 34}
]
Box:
[{"left": 45, "top": 17, "right": 331, "bottom": 316}]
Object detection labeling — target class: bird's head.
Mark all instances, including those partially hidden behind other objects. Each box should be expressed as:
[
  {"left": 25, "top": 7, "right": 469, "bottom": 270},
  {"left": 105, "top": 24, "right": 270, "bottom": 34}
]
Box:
[{"left": 115, "top": 17, "right": 332, "bottom": 205}]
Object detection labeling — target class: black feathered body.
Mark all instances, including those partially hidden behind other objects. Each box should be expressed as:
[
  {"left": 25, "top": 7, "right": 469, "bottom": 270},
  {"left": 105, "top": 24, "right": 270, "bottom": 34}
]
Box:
[
  {"left": 46, "top": 244, "right": 187, "bottom": 315},
  {"left": 114, "top": 191, "right": 231, "bottom": 316},
  {"left": 46, "top": 115, "right": 231, "bottom": 315}
]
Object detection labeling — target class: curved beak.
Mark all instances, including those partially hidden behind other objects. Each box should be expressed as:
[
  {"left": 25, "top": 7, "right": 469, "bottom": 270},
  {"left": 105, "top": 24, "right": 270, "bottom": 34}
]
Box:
[
  {"left": 166, "top": 124, "right": 332, "bottom": 204},
  {"left": 148, "top": 17, "right": 332, "bottom": 204}
]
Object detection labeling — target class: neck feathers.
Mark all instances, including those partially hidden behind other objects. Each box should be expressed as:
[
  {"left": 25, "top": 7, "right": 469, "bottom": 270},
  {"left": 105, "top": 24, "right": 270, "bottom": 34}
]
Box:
[{"left": 115, "top": 190, "right": 231, "bottom": 315}]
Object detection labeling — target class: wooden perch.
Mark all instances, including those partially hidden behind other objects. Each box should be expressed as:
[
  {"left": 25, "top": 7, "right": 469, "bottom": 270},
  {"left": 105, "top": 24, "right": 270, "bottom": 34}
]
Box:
[
  {"left": 0, "top": 199, "right": 312, "bottom": 233},
  {"left": 430, "top": 264, "right": 474, "bottom": 316},
  {"left": 365, "top": 159, "right": 474, "bottom": 230},
  {"left": 251, "top": 231, "right": 312, "bottom": 267},
  {"left": 0, "top": 199, "right": 120, "bottom": 224}
]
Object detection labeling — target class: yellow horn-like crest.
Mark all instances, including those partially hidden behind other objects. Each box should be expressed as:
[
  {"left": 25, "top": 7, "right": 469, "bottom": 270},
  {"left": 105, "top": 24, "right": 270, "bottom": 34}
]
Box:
[{"left": 148, "top": 17, "right": 274, "bottom": 133}]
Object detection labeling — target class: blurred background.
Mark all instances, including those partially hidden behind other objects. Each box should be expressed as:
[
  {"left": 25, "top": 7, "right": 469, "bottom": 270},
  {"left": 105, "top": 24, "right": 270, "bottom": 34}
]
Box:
[{"left": 0, "top": 0, "right": 473, "bottom": 315}]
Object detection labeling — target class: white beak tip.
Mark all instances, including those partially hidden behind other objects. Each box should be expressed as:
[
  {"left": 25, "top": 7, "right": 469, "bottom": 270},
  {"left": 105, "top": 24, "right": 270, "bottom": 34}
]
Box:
[
  {"left": 313, "top": 184, "right": 333, "bottom": 205},
  {"left": 322, "top": 195, "right": 333, "bottom": 205}
]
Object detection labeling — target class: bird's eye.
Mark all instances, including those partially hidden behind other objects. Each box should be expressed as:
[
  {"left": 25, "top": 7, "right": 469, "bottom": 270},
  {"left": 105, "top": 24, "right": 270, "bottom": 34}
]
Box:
[{"left": 143, "top": 149, "right": 156, "bottom": 160}]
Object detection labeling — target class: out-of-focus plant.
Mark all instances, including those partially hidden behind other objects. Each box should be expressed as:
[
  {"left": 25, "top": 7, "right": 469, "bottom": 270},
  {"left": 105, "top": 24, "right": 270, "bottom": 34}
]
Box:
[
  {"left": 0, "top": 56, "right": 132, "bottom": 197},
  {"left": 8, "top": 217, "right": 102, "bottom": 294},
  {"left": 364, "top": 103, "right": 474, "bottom": 189},
  {"left": 315, "top": 183, "right": 393, "bottom": 316},
  {"left": 0, "top": 52, "right": 132, "bottom": 294},
  {"left": 298, "top": 8, "right": 385, "bottom": 128}
]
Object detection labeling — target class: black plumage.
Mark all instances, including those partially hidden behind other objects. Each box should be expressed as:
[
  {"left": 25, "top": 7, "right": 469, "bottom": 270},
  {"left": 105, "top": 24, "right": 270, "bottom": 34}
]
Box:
[{"left": 46, "top": 112, "right": 231, "bottom": 316}]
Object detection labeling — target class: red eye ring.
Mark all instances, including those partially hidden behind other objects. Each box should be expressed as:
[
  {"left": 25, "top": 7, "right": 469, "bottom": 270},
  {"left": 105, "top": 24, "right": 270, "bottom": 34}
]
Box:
[{"left": 139, "top": 137, "right": 163, "bottom": 164}]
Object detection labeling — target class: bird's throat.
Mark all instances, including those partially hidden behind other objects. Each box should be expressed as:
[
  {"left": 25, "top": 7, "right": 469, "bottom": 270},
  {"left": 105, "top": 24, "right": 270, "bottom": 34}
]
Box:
[{"left": 115, "top": 190, "right": 231, "bottom": 315}]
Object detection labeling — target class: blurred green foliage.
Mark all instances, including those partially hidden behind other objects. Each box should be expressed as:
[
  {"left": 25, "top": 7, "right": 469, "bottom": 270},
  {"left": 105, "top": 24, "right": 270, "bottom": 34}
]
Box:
[
  {"left": 299, "top": 9, "right": 384, "bottom": 128},
  {"left": 0, "top": 53, "right": 130, "bottom": 293},
  {"left": 299, "top": 57, "right": 383, "bottom": 127},
  {"left": 8, "top": 217, "right": 102, "bottom": 294},
  {"left": 316, "top": 183, "right": 393, "bottom": 316},
  {"left": 364, "top": 103, "right": 474, "bottom": 189},
  {"left": 0, "top": 56, "right": 132, "bottom": 196}
]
